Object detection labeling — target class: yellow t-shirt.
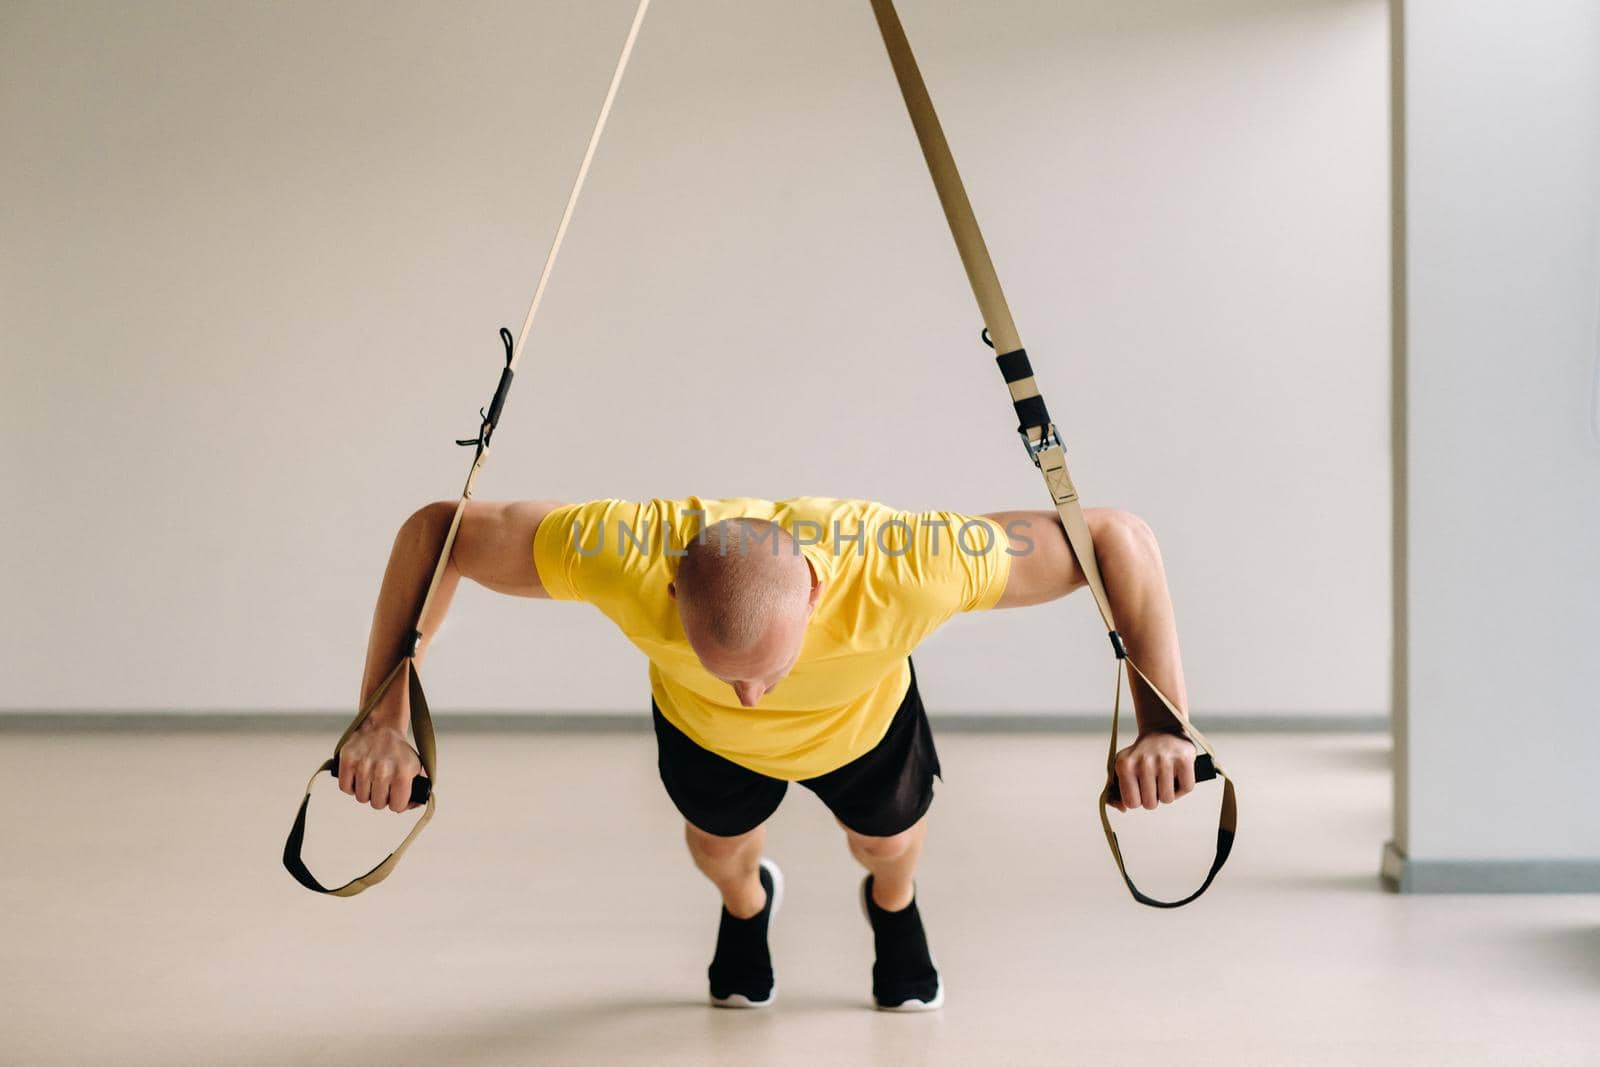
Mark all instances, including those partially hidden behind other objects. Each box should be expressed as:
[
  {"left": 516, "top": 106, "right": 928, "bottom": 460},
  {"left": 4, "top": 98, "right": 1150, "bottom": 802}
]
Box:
[{"left": 532, "top": 496, "right": 1012, "bottom": 779}]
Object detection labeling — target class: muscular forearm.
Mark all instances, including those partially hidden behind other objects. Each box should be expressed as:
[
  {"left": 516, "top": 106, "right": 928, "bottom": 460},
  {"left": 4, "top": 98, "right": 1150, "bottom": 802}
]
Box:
[
  {"left": 990, "top": 506, "right": 1197, "bottom": 809},
  {"left": 358, "top": 501, "right": 464, "bottom": 728},
  {"left": 989, "top": 507, "right": 1190, "bottom": 735},
  {"left": 1092, "top": 516, "right": 1189, "bottom": 736}
]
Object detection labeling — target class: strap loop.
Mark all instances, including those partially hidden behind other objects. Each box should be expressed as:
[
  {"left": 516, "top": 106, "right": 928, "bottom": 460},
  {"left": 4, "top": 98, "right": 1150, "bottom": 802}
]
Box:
[
  {"left": 281, "top": 657, "right": 438, "bottom": 896},
  {"left": 1096, "top": 659, "right": 1237, "bottom": 908}
]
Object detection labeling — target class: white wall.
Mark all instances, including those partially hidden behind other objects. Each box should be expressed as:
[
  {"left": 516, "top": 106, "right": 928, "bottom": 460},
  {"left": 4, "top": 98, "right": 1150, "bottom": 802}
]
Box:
[
  {"left": 0, "top": 0, "right": 1389, "bottom": 715},
  {"left": 1394, "top": 0, "right": 1600, "bottom": 870}
]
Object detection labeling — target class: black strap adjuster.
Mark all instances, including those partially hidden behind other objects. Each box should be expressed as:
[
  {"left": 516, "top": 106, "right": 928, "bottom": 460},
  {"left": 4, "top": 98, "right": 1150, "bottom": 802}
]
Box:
[{"left": 456, "top": 328, "right": 517, "bottom": 451}]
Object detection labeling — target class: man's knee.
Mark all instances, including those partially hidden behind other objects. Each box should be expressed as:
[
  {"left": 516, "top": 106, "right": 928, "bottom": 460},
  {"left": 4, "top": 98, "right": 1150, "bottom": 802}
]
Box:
[
  {"left": 846, "top": 826, "right": 915, "bottom": 863},
  {"left": 685, "top": 821, "right": 758, "bottom": 863}
]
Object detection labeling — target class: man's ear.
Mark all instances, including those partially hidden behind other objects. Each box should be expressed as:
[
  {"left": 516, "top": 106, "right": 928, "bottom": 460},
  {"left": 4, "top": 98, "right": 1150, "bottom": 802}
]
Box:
[{"left": 802, "top": 557, "right": 823, "bottom": 614}]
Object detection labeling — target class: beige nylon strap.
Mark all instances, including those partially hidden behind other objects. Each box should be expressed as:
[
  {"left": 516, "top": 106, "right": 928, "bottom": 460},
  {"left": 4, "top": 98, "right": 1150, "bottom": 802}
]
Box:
[
  {"left": 869, "top": 0, "right": 1235, "bottom": 906},
  {"left": 282, "top": 0, "right": 654, "bottom": 896}
]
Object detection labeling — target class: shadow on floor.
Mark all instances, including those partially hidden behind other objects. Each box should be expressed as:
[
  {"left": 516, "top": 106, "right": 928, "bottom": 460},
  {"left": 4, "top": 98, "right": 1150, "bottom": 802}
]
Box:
[
  {"left": 255, "top": 991, "right": 873, "bottom": 1065},
  {"left": 1529, "top": 925, "right": 1600, "bottom": 987},
  {"left": 1254, "top": 872, "right": 1389, "bottom": 893}
]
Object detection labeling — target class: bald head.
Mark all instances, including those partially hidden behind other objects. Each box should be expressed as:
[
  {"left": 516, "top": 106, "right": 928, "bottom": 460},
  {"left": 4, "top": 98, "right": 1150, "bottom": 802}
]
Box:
[
  {"left": 671, "top": 519, "right": 818, "bottom": 706},
  {"left": 673, "top": 518, "right": 811, "bottom": 652}
]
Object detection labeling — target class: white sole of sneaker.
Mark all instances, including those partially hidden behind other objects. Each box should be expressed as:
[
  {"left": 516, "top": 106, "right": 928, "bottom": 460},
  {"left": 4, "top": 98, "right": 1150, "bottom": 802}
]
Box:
[
  {"left": 859, "top": 876, "right": 944, "bottom": 1012},
  {"left": 874, "top": 976, "right": 944, "bottom": 1013},
  {"left": 709, "top": 858, "right": 784, "bottom": 1010},
  {"left": 710, "top": 991, "right": 771, "bottom": 1009}
]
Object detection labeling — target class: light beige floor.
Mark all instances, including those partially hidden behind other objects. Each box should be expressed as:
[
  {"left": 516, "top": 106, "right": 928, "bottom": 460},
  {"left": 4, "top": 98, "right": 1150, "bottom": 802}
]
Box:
[{"left": 2, "top": 728, "right": 1595, "bottom": 1066}]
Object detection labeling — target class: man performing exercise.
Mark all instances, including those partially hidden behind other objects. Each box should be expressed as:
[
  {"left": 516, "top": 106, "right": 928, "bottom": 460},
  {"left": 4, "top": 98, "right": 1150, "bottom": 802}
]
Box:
[{"left": 337, "top": 495, "right": 1200, "bottom": 1010}]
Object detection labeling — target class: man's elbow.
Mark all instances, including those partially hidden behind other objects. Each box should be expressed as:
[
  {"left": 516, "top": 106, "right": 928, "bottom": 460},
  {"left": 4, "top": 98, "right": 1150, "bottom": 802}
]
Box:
[
  {"left": 1089, "top": 509, "right": 1164, "bottom": 575},
  {"left": 396, "top": 501, "right": 458, "bottom": 552}
]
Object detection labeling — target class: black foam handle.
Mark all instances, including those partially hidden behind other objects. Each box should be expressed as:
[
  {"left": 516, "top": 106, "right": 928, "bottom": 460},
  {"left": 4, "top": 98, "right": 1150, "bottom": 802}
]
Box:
[
  {"left": 1107, "top": 753, "right": 1216, "bottom": 805},
  {"left": 327, "top": 755, "right": 433, "bottom": 805},
  {"left": 484, "top": 365, "right": 514, "bottom": 433}
]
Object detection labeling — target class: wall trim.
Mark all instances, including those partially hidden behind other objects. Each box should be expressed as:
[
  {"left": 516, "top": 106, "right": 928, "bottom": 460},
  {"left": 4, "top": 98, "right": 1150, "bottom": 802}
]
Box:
[
  {"left": 0, "top": 711, "right": 1388, "bottom": 734},
  {"left": 1382, "top": 841, "right": 1600, "bottom": 893}
]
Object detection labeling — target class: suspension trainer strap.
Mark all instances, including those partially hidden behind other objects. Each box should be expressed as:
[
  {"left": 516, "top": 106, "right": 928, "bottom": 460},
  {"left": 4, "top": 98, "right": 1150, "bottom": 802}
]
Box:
[
  {"left": 282, "top": 0, "right": 654, "bottom": 896},
  {"left": 868, "top": 0, "right": 1235, "bottom": 907}
]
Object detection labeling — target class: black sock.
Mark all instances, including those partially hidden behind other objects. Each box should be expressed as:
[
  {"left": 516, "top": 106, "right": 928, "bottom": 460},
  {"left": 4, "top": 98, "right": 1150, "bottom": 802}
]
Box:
[
  {"left": 864, "top": 876, "right": 939, "bottom": 1006},
  {"left": 708, "top": 865, "right": 774, "bottom": 1000}
]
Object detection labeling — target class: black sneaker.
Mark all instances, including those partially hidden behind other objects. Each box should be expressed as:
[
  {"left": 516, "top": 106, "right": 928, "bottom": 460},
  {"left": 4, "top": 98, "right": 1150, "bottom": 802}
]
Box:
[
  {"left": 860, "top": 875, "right": 943, "bottom": 1011},
  {"left": 708, "top": 858, "right": 784, "bottom": 1008}
]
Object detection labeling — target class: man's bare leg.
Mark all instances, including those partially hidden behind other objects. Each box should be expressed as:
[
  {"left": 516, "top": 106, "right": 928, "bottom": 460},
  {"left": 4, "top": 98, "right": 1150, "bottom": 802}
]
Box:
[
  {"left": 845, "top": 815, "right": 941, "bottom": 1010},
  {"left": 843, "top": 817, "right": 927, "bottom": 912},
  {"left": 684, "top": 822, "right": 768, "bottom": 918},
  {"left": 688, "top": 820, "right": 779, "bottom": 1007}
]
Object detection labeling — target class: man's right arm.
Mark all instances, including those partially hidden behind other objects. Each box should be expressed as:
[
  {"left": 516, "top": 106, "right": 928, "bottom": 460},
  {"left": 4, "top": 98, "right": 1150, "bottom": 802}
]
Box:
[{"left": 341, "top": 498, "right": 566, "bottom": 812}]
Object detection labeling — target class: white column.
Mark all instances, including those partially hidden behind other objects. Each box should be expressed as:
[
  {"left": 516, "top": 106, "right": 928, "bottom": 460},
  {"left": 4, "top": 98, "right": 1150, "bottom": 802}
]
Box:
[{"left": 1387, "top": 0, "right": 1600, "bottom": 891}]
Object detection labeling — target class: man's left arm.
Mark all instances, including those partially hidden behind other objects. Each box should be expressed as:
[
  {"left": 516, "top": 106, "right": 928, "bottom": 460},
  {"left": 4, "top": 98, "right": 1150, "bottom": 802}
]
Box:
[{"left": 982, "top": 507, "right": 1199, "bottom": 813}]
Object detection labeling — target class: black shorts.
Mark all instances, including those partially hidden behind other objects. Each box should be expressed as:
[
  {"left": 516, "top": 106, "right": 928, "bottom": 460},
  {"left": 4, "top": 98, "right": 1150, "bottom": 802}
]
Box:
[{"left": 652, "top": 659, "right": 942, "bottom": 839}]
